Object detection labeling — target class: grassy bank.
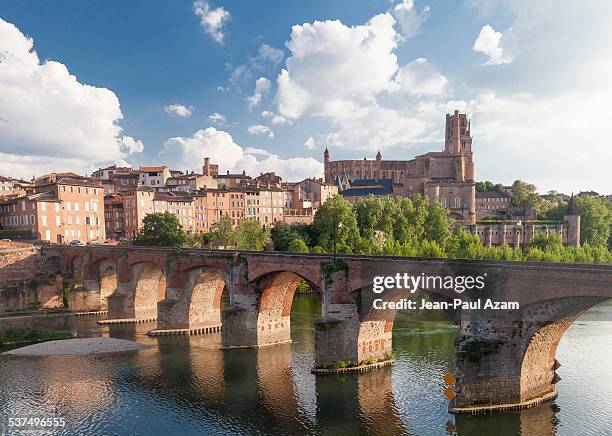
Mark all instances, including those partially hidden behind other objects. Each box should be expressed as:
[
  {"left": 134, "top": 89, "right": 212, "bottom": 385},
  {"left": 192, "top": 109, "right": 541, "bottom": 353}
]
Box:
[{"left": 0, "top": 327, "right": 72, "bottom": 346}]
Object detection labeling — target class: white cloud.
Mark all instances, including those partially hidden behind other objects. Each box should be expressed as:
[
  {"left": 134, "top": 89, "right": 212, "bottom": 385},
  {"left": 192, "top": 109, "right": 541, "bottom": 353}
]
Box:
[
  {"left": 472, "top": 24, "right": 512, "bottom": 65},
  {"left": 193, "top": 0, "right": 230, "bottom": 44},
  {"left": 207, "top": 112, "right": 226, "bottom": 124},
  {"left": 162, "top": 127, "right": 322, "bottom": 181},
  {"left": 164, "top": 104, "right": 193, "bottom": 117},
  {"left": 392, "top": 0, "right": 430, "bottom": 39},
  {"left": 395, "top": 58, "right": 447, "bottom": 95},
  {"left": 274, "top": 13, "right": 445, "bottom": 151},
  {"left": 277, "top": 13, "right": 400, "bottom": 120},
  {"left": 463, "top": 1, "right": 612, "bottom": 192},
  {"left": 261, "top": 110, "right": 291, "bottom": 125},
  {"left": 247, "top": 77, "right": 271, "bottom": 109},
  {"left": 304, "top": 137, "right": 316, "bottom": 150},
  {"left": 247, "top": 124, "right": 274, "bottom": 138},
  {"left": 250, "top": 44, "right": 284, "bottom": 70},
  {"left": 119, "top": 136, "right": 144, "bottom": 154},
  {"left": 0, "top": 18, "right": 142, "bottom": 179}
]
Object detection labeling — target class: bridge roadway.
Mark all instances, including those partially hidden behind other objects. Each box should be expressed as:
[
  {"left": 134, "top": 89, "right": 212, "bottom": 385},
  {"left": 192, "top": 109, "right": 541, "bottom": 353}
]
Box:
[{"left": 42, "top": 244, "right": 612, "bottom": 413}]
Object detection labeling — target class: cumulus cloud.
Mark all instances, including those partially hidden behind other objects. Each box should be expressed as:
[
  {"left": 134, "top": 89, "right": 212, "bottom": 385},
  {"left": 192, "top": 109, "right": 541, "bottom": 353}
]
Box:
[
  {"left": 247, "top": 124, "right": 274, "bottom": 138},
  {"left": 247, "top": 77, "right": 271, "bottom": 109},
  {"left": 395, "top": 58, "right": 447, "bottom": 95},
  {"left": 164, "top": 104, "right": 193, "bottom": 117},
  {"left": 261, "top": 110, "right": 291, "bottom": 126},
  {"left": 0, "top": 18, "right": 142, "bottom": 179},
  {"left": 193, "top": 0, "right": 230, "bottom": 44},
  {"left": 162, "top": 127, "right": 322, "bottom": 181},
  {"left": 119, "top": 136, "right": 144, "bottom": 154},
  {"left": 274, "top": 13, "right": 445, "bottom": 151},
  {"left": 464, "top": 1, "right": 612, "bottom": 192},
  {"left": 277, "top": 13, "right": 400, "bottom": 119},
  {"left": 472, "top": 24, "right": 512, "bottom": 65},
  {"left": 392, "top": 0, "right": 430, "bottom": 39},
  {"left": 207, "top": 112, "right": 226, "bottom": 124},
  {"left": 250, "top": 44, "right": 284, "bottom": 71},
  {"left": 304, "top": 137, "right": 316, "bottom": 150}
]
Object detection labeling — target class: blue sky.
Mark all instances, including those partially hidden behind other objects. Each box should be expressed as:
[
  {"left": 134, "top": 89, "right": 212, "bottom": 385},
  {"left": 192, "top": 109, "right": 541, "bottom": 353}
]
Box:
[{"left": 0, "top": 1, "right": 609, "bottom": 193}]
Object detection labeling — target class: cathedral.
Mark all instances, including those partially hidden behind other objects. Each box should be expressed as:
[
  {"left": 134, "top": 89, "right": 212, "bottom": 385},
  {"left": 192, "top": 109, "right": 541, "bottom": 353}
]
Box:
[{"left": 324, "top": 110, "right": 476, "bottom": 224}]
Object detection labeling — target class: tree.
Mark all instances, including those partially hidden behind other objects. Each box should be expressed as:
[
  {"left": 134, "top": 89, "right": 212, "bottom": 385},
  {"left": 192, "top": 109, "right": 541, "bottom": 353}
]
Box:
[
  {"left": 271, "top": 222, "right": 311, "bottom": 251},
  {"left": 287, "top": 238, "right": 309, "bottom": 253},
  {"left": 575, "top": 195, "right": 612, "bottom": 247},
  {"left": 510, "top": 180, "right": 541, "bottom": 210},
  {"left": 208, "top": 215, "right": 234, "bottom": 248},
  {"left": 476, "top": 181, "right": 504, "bottom": 192},
  {"left": 234, "top": 218, "right": 270, "bottom": 251},
  {"left": 135, "top": 212, "right": 187, "bottom": 247},
  {"left": 424, "top": 201, "right": 451, "bottom": 245},
  {"left": 313, "top": 195, "right": 359, "bottom": 252},
  {"left": 445, "top": 227, "right": 483, "bottom": 259}
]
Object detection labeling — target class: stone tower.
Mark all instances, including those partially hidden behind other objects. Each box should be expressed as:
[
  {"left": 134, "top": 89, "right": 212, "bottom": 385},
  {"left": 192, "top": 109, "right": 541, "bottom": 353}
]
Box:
[
  {"left": 445, "top": 110, "right": 474, "bottom": 181},
  {"left": 563, "top": 194, "right": 581, "bottom": 247},
  {"left": 323, "top": 147, "right": 331, "bottom": 183}
]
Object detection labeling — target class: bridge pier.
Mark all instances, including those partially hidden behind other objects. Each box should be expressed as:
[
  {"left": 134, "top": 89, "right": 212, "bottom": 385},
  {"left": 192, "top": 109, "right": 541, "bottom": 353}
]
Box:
[{"left": 450, "top": 296, "right": 607, "bottom": 413}]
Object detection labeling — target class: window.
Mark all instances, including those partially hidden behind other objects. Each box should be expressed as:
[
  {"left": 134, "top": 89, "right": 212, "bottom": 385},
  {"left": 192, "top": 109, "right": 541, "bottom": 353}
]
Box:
[
  {"left": 454, "top": 197, "right": 461, "bottom": 208},
  {"left": 56, "top": 216, "right": 61, "bottom": 226},
  {"left": 441, "top": 198, "right": 447, "bottom": 208},
  {"left": 41, "top": 202, "right": 46, "bottom": 212},
  {"left": 42, "top": 215, "right": 47, "bottom": 226}
]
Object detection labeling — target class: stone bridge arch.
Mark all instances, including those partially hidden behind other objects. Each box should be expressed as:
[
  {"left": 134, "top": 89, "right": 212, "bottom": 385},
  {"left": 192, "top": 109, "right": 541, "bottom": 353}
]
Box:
[
  {"left": 106, "top": 260, "right": 166, "bottom": 322},
  {"left": 151, "top": 266, "right": 228, "bottom": 335}
]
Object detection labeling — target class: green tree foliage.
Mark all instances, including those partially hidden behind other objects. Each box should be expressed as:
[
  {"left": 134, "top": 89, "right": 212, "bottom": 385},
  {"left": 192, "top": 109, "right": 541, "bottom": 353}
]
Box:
[
  {"left": 476, "top": 181, "right": 504, "bottom": 192},
  {"left": 313, "top": 195, "right": 360, "bottom": 252},
  {"left": 575, "top": 195, "right": 612, "bottom": 248},
  {"left": 510, "top": 180, "right": 541, "bottom": 209},
  {"left": 287, "top": 238, "right": 309, "bottom": 253},
  {"left": 269, "top": 194, "right": 611, "bottom": 264},
  {"left": 135, "top": 212, "right": 187, "bottom": 247},
  {"left": 234, "top": 218, "right": 271, "bottom": 251},
  {"left": 270, "top": 222, "right": 312, "bottom": 251},
  {"left": 445, "top": 227, "right": 483, "bottom": 259},
  {"left": 208, "top": 215, "right": 235, "bottom": 248}
]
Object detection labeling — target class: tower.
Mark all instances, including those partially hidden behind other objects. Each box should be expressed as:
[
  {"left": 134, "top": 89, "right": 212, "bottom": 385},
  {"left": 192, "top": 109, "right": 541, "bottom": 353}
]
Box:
[
  {"left": 445, "top": 110, "right": 472, "bottom": 155},
  {"left": 564, "top": 194, "right": 581, "bottom": 247},
  {"left": 323, "top": 147, "right": 331, "bottom": 183}
]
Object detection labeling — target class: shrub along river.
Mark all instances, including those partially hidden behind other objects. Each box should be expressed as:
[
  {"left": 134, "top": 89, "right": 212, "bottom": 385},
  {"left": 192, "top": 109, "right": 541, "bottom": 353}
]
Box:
[{"left": 1, "top": 295, "right": 611, "bottom": 435}]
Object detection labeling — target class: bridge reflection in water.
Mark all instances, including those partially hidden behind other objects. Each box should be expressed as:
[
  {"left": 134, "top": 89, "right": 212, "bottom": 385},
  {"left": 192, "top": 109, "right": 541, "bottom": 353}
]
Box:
[{"left": 2, "top": 295, "right": 595, "bottom": 435}]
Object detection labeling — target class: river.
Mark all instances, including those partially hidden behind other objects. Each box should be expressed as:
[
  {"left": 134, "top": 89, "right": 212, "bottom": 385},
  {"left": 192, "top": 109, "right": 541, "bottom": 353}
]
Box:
[{"left": 1, "top": 296, "right": 611, "bottom": 435}]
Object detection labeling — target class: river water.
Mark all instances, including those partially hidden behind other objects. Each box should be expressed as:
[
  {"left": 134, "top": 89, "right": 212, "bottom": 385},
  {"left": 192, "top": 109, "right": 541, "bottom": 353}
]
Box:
[{"left": 1, "top": 296, "right": 611, "bottom": 435}]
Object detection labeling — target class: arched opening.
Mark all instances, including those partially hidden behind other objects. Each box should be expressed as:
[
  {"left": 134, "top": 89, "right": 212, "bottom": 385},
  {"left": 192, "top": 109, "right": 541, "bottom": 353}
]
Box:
[
  {"left": 98, "top": 260, "right": 117, "bottom": 310},
  {"left": 188, "top": 270, "right": 226, "bottom": 329},
  {"left": 132, "top": 262, "right": 166, "bottom": 321},
  {"left": 43, "top": 256, "right": 62, "bottom": 276},
  {"left": 519, "top": 297, "right": 611, "bottom": 404},
  {"left": 253, "top": 271, "right": 321, "bottom": 347},
  {"left": 150, "top": 266, "right": 227, "bottom": 333}
]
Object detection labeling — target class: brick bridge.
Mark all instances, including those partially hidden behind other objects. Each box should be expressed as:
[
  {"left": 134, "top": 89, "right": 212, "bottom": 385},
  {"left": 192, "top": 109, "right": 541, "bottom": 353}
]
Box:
[{"left": 42, "top": 245, "right": 612, "bottom": 413}]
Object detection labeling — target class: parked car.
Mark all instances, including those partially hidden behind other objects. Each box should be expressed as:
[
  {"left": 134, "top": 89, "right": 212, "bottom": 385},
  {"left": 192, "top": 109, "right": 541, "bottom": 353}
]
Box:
[
  {"left": 69, "top": 240, "right": 84, "bottom": 246},
  {"left": 104, "top": 238, "right": 118, "bottom": 245},
  {"left": 86, "top": 240, "right": 100, "bottom": 245},
  {"left": 1, "top": 238, "right": 11, "bottom": 242}
]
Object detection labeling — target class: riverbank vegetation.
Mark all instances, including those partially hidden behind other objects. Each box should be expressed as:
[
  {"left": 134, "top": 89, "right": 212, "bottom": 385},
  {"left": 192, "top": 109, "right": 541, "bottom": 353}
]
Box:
[
  {"left": 133, "top": 195, "right": 611, "bottom": 264},
  {"left": 0, "top": 327, "right": 72, "bottom": 346}
]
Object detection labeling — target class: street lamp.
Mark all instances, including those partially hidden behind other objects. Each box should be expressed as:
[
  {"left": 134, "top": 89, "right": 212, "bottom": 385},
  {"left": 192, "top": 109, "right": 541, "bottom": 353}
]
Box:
[{"left": 333, "top": 220, "right": 342, "bottom": 263}]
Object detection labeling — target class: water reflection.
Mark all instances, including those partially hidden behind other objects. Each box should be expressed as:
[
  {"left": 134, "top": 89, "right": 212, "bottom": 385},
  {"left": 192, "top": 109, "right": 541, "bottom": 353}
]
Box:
[{"left": 0, "top": 297, "right": 610, "bottom": 435}]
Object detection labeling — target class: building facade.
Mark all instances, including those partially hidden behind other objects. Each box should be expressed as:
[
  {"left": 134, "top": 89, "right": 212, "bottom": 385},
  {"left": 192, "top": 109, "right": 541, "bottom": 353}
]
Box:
[{"left": 325, "top": 110, "right": 476, "bottom": 223}]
